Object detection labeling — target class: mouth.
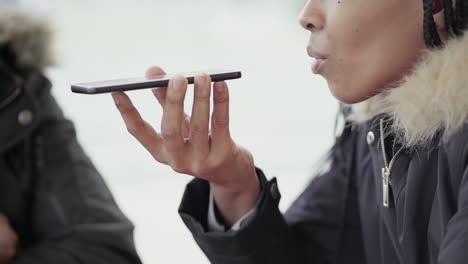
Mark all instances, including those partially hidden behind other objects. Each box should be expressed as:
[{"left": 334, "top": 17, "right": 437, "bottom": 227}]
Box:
[
  {"left": 311, "top": 58, "right": 327, "bottom": 74},
  {"left": 307, "top": 47, "right": 329, "bottom": 74}
]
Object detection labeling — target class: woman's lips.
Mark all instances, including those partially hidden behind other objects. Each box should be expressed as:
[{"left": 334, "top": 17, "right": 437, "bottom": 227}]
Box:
[
  {"left": 307, "top": 47, "right": 329, "bottom": 74},
  {"left": 312, "top": 58, "right": 327, "bottom": 74}
]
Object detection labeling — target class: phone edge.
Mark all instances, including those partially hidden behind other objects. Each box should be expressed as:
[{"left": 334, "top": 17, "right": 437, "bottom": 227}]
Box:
[{"left": 71, "top": 71, "right": 242, "bottom": 95}]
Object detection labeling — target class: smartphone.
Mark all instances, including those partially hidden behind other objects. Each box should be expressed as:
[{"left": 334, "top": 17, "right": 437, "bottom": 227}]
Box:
[{"left": 71, "top": 70, "right": 242, "bottom": 94}]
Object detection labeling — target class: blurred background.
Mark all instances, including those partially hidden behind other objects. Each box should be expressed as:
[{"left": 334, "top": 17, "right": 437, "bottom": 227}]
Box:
[{"left": 18, "top": 0, "right": 337, "bottom": 262}]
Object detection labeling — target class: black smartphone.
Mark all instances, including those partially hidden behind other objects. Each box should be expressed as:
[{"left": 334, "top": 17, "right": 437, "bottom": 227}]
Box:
[{"left": 71, "top": 70, "right": 242, "bottom": 94}]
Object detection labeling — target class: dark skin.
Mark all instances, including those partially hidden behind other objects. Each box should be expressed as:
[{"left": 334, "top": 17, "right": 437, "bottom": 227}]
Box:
[{"left": 112, "top": 0, "right": 448, "bottom": 226}]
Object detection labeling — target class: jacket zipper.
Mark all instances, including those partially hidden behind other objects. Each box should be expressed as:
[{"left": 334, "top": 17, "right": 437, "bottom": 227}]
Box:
[
  {"left": 0, "top": 86, "right": 21, "bottom": 110},
  {"left": 380, "top": 118, "right": 404, "bottom": 208}
]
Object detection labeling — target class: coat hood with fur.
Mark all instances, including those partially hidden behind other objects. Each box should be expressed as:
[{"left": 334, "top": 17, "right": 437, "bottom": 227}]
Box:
[
  {"left": 351, "top": 30, "right": 468, "bottom": 149},
  {"left": 0, "top": 8, "right": 53, "bottom": 69}
]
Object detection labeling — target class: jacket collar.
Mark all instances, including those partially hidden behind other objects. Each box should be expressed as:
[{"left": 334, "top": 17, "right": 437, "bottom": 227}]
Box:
[{"left": 351, "top": 30, "right": 468, "bottom": 149}]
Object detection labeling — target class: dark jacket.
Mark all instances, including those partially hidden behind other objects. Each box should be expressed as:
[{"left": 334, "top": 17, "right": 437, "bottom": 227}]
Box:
[
  {"left": 178, "top": 24, "right": 468, "bottom": 264},
  {"left": 0, "top": 9, "right": 141, "bottom": 264}
]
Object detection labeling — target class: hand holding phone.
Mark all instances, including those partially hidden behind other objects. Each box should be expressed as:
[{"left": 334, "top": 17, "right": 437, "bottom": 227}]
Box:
[{"left": 112, "top": 66, "right": 260, "bottom": 226}]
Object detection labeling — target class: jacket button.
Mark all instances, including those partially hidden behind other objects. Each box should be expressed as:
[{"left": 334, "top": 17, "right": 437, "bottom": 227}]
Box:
[
  {"left": 18, "top": 109, "right": 34, "bottom": 126},
  {"left": 367, "top": 131, "right": 375, "bottom": 145}
]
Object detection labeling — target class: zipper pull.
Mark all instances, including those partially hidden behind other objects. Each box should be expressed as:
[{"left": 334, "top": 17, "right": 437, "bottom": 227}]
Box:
[{"left": 382, "top": 167, "right": 390, "bottom": 208}]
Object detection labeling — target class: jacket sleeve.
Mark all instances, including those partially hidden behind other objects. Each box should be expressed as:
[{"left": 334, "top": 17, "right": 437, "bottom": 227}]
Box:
[
  {"left": 438, "top": 138, "right": 468, "bottom": 264},
  {"left": 178, "top": 127, "right": 366, "bottom": 264},
  {"left": 11, "top": 96, "right": 141, "bottom": 264}
]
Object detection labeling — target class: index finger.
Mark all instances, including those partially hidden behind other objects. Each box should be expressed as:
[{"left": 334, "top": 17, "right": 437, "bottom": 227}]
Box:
[{"left": 112, "top": 92, "right": 166, "bottom": 162}]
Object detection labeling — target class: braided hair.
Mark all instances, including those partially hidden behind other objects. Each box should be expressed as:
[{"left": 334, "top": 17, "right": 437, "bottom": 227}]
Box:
[{"left": 424, "top": 0, "right": 468, "bottom": 48}]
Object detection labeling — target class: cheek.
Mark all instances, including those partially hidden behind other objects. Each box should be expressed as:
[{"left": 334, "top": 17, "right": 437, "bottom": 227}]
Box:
[
  {"left": 323, "top": 44, "right": 379, "bottom": 104},
  {"left": 324, "top": 26, "right": 425, "bottom": 104},
  {"left": 322, "top": 0, "right": 424, "bottom": 103},
  {"left": 323, "top": 23, "right": 374, "bottom": 102},
  {"left": 327, "top": 44, "right": 425, "bottom": 104}
]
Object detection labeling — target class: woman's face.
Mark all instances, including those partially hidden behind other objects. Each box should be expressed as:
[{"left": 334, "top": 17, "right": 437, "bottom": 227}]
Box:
[{"left": 299, "top": 0, "right": 433, "bottom": 104}]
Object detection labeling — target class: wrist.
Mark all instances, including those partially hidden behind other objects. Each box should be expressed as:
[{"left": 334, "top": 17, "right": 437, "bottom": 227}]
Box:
[
  {"left": 210, "top": 170, "right": 260, "bottom": 199},
  {"left": 209, "top": 169, "right": 260, "bottom": 226}
]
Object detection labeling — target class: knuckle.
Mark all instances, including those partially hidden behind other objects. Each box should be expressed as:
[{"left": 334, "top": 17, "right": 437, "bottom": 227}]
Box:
[
  {"left": 126, "top": 125, "right": 136, "bottom": 135},
  {"left": 166, "top": 96, "right": 183, "bottom": 105},
  {"left": 115, "top": 101, "right": 124, "bottom": 110},
  {"left": 214, "top": 94, "right": 229, "bottom": 104},
  {"left": 214, "top": 116, "right": 229, "bottom": 127},
  {"left": 193, "top": 94, "right": 210, "bottom": 103},
  {"left": 117, "top": 104, "right": 131, "bottom": 115},
  {"left": 126, "top": 121, "right": 145, "bottom": 136},
  {"left": 191, "top": 123, "right": 208, "bottom": 135},
  {"left": 121, "top": 109, "right": 139, "bottom": 122},
  {"left": 161, "top": 128, "right": 179, "bottom": 140}
]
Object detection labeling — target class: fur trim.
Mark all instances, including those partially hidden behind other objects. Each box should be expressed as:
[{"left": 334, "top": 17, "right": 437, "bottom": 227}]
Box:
[
  {"left": 351, "top": 31, "right": 468, "bottom": 149},
  {"left": 0, "top": 8, "right": 54, "bottom": 69}
]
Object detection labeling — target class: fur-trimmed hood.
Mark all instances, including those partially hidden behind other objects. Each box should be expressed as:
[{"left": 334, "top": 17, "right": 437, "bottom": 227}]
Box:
[
  {"left": 351, "top": 30, "right": 468, "bottom": 149},
  {"left": 0, "top": 8, "right": 54, "bottom": 69}
]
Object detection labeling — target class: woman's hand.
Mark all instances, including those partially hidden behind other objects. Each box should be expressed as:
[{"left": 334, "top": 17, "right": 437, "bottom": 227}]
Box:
[
  {"left": 0, "top": 214, "right": 18, "bottom": 264},
  {"left": 112, "top": 66, "right": 260, "bottom": 225}
]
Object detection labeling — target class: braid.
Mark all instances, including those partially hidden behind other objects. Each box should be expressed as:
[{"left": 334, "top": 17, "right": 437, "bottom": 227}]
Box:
[
  {"left": 423, "top": 0, "right": 468, "bottom": 47},
  {"left": 455, "top": 0, "right": 468, "bottom": 35},
  {"left": 443, "top": 0, "right": 456, "bottom": 37},
  {"left": 423, "top": 0, "right": 443, "bottom": 48}
]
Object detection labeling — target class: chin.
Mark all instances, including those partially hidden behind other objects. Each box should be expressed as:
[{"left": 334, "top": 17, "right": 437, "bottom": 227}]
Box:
[{"left": 327, "top": 81, "right": 373, "bottom": 104}]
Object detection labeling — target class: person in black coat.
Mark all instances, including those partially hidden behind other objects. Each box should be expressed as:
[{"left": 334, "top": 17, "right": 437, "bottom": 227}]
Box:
[
  {"left": 113, "top": 0, "right": 468, "bottom": 263},
  {"left": 0, "top": 8, "right": 141, "bottom": 264}
]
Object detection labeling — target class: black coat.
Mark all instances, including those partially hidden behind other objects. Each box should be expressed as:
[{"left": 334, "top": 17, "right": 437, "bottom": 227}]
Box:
[
  {"left": 0, "top": 11, "right": 141, "bottom": 263},
  {"left": 178, "top": 19, "right": 468, "bottom": 264}
]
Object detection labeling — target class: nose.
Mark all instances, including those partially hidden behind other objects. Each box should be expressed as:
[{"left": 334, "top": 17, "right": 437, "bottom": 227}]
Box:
[{"left": 299, "top": 0, "right": 324, "bottom": 32}]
